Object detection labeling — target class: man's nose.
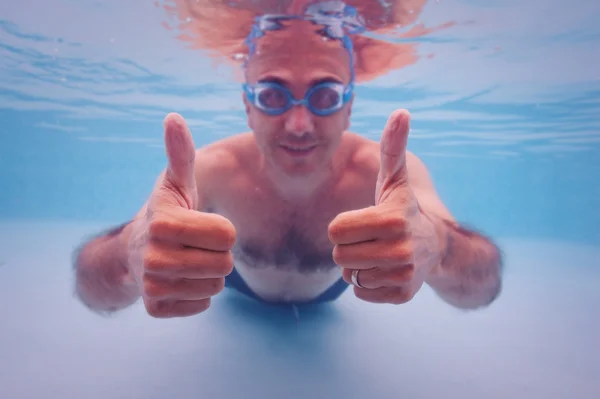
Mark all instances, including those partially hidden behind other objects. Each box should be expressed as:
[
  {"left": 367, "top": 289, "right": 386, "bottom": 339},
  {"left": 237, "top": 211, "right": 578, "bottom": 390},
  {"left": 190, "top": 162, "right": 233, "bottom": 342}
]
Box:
[{"left": 284, "top": 104, "right": 315, "bottom": 136}]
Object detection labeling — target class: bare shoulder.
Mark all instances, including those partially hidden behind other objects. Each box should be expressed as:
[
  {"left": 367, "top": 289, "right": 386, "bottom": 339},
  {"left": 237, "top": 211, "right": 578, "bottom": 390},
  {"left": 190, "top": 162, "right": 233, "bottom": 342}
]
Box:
[
  {"left": 346, "top": 131, "right": 453, "bottom": 220},
  {"left": 193, "top": 132, "right": 257, "bottom": 209},
  {"left": 193, "top": 133, "right": 255, "bottom": 169},
  {"left": 344, "top": 131, "right": 430, "bottom": 183}
]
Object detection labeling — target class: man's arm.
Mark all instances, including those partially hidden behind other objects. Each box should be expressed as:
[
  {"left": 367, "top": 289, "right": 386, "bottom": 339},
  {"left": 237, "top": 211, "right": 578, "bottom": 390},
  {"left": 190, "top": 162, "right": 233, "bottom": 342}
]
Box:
[
  {"left": 72, "top": 173, "right": 162, "bottom": 316},
  {"left": 72, "top": 137, "right": 232, "bottom": 316},
  {"left": 72, "top": 219, "right": 140, "bottom": 315},
  {"left": 406, "top": 152, "right": 504, "bottom": 309},
  {"left": 424, "top": 215, "right": 503, "bottom": 309}
]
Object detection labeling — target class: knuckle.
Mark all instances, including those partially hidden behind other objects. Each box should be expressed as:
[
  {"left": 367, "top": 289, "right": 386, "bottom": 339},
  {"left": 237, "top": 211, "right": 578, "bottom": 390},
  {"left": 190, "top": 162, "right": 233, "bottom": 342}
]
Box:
[
  {"left": 145, "top": 297, "right": 211, "bottom": 318},
  {"left": 389, "top": 289, "right": 414, "bottom": 305},
  {"left": 148, "top": 214, "right": 171, "bottom": 237},
  {"left": 219, "top": 252, "right": 235, "bottom": 275},
  {"left": 341, "top": 269, "right": 352, "bottom": 285},
  {"left": 195, "top": 298, "right": 212, "bottom": 314},
  {"left": 217, "top": 222, "right": 237, "bottom": 249},
  {"left": 144, "top": 298, "right": 168, "bottom": 318},
  {"left": 381, "top": 213, "right": 408, "bottom": 235},
  {"left": 327, "top": 222, "right": 343, "bottom": 243},
  {"left": 142, "top": 275, "right": 165, "bottom": 298},
  {"left": 142, "top": 247, "right": 164, "bottom": 273},
  {"left": 207, "top": 277, "right": 226, "bottom": 296},
  {"left": 226, "top": 230, "right": 237, "bottom": 249},
  {"left": 403, "top": 264, "right": 416, "bottom": 280},
  {"left": 205, "top": 252, "right": 234, "bottom": 277},
  {"left": 393, "top": 241, "right": 414, "bottom": 263},
  {"left": 169, "top": 223, "right": 188, "bottom": 241},
  {"left": 331, "top": 245, "right": 346, "bottom": 266},
  {"left": 145, "top": 304, "right": 160, "bottom": 318},
  {"left": 148, "top": 212, "right": 188, "bottom": 241},
  {"left": 353, "top": 289, "right": 368, "bottom": 302}
]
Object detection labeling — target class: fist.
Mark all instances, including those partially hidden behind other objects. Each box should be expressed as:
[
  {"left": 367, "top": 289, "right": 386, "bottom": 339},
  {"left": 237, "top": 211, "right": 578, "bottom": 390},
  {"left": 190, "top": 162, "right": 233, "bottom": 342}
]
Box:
[
  {"left": 127, "top": 113, "right": 236, "bottom": 318},
  {"left": 329, "top": 109, "right": 441, "bottom": 305}
]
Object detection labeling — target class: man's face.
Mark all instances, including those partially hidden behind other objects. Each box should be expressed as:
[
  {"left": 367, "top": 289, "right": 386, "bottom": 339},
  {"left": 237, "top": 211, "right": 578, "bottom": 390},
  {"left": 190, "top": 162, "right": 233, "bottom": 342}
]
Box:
[{"left": 243, "top": 20, "right": 354, "bottom": 177}]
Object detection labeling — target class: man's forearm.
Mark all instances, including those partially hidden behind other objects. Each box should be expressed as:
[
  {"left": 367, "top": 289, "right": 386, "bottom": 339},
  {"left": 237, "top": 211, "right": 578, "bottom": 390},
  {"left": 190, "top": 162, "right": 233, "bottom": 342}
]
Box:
[
  {"left": 425, "top": 217, "right": 504, "bottom": 310},
  {"left": 72, "top": 222, "right": 140, "bottom": 315}
]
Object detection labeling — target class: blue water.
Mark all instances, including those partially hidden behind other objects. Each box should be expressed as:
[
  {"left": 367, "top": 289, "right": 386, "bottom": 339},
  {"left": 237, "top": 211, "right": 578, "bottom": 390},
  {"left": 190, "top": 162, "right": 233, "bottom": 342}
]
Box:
[{"left": 0, "top": 0, "right": 599, "bottom": 398}]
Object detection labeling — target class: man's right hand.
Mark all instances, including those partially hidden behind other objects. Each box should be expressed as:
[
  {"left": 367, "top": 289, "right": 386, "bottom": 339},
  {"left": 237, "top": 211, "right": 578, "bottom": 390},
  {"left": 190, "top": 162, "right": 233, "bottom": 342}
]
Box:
[{"left": 127, "top": 113, "right": 236, "bottom": 318}]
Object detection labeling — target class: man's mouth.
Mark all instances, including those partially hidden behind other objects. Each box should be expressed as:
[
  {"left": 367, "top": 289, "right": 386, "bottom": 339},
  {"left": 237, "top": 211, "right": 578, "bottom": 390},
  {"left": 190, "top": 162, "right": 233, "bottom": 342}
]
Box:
[{"left": 280, "top": 144, "right": 317, "bottom": 156}]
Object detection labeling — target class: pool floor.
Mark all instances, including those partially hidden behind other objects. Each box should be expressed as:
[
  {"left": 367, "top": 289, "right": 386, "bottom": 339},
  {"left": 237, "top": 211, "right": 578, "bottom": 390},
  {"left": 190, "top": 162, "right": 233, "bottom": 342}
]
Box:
[{"left": 0, "top": 221, "right": 598, "bottom": 399}]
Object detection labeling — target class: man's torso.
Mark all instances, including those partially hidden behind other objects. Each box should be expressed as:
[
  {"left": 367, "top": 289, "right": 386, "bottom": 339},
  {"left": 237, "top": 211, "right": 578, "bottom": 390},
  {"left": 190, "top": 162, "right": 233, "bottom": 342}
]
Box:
[{"left": 197, "top": 132, "right": 380, "bottom": 302}]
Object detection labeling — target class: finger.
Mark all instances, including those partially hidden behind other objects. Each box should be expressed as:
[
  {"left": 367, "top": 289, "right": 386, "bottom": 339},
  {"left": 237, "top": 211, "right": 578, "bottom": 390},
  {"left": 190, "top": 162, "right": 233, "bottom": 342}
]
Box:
[
  {"left": 379, "top": 109, "right": 410, "bottom": 182},
  {"left": 352, "top": 285, "right": 418, "bottom": 305},
  {"left": 376, "top": 109, "right": 411, "bottom": 205},
  {"left": 144, "top": 297, "right": 211, "bottom": 318},
  {"left": 341, "top": 265, "right": 415, "bottom": 289},
  {"left": 143, "top": 274, "right": 225, "bottom": 300},
  {"left": 163, "top": 113, "right": 197, "bottom": 198},
  {"left": 144, "top": 241, "right": 234, "bottom": 278},
  {"left": 149, "top": 206, "right": 236, "bottom": 251},
  {"left": 333, "top": 238, "right": 413, "bottom": 269},
  {"left": 328, "top": 206, "right": 408, "bottom": 245}
]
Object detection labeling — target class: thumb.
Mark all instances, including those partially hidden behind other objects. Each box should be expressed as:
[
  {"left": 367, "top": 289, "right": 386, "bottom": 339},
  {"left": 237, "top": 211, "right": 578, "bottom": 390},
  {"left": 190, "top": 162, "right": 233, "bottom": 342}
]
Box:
[
  {"left": 376, "top": 109, "right": 411, "bottom": 204},
  {"left": 161, "top": 112, "right": 198, "bottom": 208}
]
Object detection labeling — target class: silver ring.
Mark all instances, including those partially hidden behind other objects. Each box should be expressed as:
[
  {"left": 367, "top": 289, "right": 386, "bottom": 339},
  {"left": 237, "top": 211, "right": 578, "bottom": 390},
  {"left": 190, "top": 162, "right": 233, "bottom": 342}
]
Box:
[{"left": 351, "top": 269, "right": 364, "bottom": 288}]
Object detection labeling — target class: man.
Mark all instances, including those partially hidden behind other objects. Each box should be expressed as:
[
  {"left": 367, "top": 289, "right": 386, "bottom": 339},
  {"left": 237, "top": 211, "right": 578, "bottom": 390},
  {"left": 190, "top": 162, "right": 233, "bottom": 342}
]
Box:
[{"left": 73, "top": 12, "right": 503, "bottom": 318}]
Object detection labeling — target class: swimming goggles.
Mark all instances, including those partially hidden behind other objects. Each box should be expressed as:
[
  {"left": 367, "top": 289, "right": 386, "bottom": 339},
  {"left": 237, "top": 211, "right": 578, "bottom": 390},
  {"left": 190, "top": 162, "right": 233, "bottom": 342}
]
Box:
[
  {"left": 242, "top": 80, "right": 353, "bottom": 116},
  {"left": 241, "top": 2, "right": 365, "bottom": 116}
]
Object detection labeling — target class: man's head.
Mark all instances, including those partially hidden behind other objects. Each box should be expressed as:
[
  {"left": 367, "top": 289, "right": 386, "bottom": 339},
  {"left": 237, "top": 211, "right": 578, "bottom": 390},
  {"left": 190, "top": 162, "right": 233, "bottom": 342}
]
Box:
[{"left": 242, "top": 15, "right": 359, "bottom": 178}]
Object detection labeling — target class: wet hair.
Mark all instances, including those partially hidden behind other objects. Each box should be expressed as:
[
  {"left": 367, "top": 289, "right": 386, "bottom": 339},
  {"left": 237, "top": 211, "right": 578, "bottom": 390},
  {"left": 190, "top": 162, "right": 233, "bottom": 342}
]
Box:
[{"left": 159, "top": 0, "right": 456, "bottom": 82}]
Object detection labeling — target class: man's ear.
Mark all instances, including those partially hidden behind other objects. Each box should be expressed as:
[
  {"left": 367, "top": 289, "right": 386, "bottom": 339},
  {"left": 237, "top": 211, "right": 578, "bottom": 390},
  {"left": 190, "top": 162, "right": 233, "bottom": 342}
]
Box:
[
  {"left": 242, "top": 92, "right": 251, "bottom": 115},
  {"left": 242, "top": 92, "right": 254, "bottom": 130},
  {"left": 344, "top": 95, "right": 354, "bottom": 130},
  {"left": 348, "top": 95, "right": 354, "bottom": 117}
]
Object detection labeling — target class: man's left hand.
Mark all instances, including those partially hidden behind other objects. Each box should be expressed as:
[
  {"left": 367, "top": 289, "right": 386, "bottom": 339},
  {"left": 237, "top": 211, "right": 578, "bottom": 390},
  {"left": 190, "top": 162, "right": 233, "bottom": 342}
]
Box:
[{"left": 328, "top": 109, "right": 444, "bottom": 304}]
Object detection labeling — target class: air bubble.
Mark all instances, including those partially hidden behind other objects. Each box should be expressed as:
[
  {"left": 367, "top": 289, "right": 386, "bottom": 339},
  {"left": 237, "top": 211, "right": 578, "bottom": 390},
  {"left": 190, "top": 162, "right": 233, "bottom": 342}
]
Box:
[{"left": 232, "top": 53, "right": 248, "bottom": 61}]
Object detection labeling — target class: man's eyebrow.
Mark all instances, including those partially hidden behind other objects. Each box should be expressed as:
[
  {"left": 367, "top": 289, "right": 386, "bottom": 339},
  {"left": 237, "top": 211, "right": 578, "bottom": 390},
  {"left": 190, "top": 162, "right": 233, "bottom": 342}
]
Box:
[
  {"left": 257, "top": 76, "right": 288, "bottom": 85},
  {"left": 257, "top": 76, "right": 344, "bottom": 86},
  {"left": 310, "top": 76, "right": 343, "bottom": 85}
]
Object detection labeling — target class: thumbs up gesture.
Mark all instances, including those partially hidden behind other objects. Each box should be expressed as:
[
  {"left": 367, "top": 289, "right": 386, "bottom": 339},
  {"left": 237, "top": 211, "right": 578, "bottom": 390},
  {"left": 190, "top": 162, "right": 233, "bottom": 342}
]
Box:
[
  {"left": 328, "top": 110, "right": 443, "bottom": 305},
  {"left": 127, "top": 113, "right": 236, "bottom": 318}
]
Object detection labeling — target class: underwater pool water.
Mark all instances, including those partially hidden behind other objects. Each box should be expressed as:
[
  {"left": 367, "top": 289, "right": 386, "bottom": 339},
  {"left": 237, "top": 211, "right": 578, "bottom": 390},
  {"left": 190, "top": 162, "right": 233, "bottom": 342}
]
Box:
[{"left": 0, "top": 0, "right": 598, "bottom": 398}]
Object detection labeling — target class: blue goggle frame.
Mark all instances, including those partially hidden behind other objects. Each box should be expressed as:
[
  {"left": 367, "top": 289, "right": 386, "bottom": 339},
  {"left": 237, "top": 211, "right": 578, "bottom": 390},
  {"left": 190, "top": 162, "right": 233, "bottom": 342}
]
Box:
[
  {"left": 243, "top": 80, "right": 353, "bottom": 116},
  {"left": 241, "top": 2, "right": 365, "bottom": 117}
]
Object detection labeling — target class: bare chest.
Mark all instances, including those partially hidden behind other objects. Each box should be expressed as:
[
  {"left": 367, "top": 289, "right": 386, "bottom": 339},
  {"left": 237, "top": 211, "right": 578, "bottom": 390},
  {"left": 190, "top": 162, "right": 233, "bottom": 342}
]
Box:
[{"left": 210, "top": 187, "right": 366, "bottom": 302}]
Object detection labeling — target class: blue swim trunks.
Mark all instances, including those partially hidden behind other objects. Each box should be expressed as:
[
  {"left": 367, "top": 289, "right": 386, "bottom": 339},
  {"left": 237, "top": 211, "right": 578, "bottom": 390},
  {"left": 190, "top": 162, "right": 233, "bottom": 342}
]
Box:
[{"left": 224, "top": 267, "right": 350, "bottom": 305}]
